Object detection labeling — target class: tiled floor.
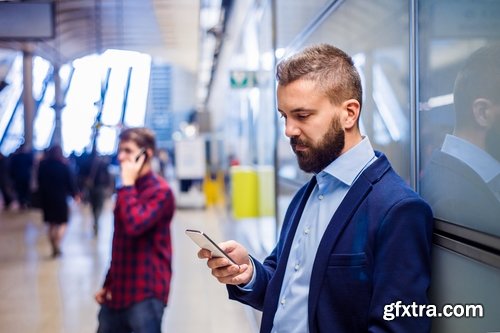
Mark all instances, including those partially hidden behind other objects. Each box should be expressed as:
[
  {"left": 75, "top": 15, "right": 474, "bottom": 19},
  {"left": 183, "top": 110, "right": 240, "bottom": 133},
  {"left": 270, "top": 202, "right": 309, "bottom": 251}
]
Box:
[{"left": 0, "top": 200, "right": 257, "bottom": 333}]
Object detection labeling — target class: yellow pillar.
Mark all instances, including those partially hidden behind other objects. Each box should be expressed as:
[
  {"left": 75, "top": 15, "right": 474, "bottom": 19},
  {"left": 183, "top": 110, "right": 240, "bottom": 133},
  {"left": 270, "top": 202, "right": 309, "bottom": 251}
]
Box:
[{"left": 230, "top": 166, "right": 258, "bottom": 219}]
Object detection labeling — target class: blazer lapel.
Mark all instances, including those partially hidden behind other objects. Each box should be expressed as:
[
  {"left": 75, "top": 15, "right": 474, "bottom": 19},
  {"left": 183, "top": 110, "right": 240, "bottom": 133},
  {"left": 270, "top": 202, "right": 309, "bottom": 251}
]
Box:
[{"left": 307, "top": 154, "right": 391, "bottom": 331}]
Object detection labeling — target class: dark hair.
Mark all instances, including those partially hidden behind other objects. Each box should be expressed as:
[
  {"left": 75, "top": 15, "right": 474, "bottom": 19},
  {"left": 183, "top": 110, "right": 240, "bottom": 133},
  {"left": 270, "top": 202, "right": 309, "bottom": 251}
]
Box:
[
  {"left": 276, "top": 43, "right": 363, "bottom": 110},
  {"left": 118, "top": 127, "right": 156, "bottom": 153},
  {"left": 453, "top": 44, "right": 500, "bottom": 126}
]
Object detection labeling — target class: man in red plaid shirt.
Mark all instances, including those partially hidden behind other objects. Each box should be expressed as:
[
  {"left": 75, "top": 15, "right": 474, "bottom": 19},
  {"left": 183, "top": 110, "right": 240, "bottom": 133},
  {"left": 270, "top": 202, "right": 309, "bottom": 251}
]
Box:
[{"left": 95, "top": 127, "right": 175, "bottom": 333}]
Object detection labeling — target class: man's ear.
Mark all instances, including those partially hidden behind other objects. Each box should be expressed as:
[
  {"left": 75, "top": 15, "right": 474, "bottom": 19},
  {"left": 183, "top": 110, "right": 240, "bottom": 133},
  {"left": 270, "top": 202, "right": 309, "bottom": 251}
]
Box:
[
  {"left": 472, "top": 98, "right": 494, "bottom": 128},
  {"left": 145, "top": 148, "right": 153, "bottom": 161},
  {"left": 342, "top": 99, "right": 361, "bottom": 130}
]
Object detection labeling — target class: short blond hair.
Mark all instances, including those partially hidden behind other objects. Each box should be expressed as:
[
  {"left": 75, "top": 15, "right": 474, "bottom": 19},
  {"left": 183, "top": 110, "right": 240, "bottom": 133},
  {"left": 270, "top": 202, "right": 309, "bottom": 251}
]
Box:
[{"left": 276, "top": 43, "right": 363, "bottom": 110}]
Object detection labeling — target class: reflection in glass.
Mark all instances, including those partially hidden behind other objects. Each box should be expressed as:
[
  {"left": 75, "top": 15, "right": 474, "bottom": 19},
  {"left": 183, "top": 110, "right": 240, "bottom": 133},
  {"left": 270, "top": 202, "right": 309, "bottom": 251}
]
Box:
[{"left": 421, "top": 44, "right": 500, "bottom": 236}]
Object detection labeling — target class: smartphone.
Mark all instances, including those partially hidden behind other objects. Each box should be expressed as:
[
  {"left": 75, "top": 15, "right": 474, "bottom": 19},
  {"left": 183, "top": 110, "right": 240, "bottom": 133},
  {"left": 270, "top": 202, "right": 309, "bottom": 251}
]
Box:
[
  {"left": 135, "top": 148, "right": 146, "bottom": 162},
  {"left": 185, "top": 229, "right": 239, "bottom": 266}
]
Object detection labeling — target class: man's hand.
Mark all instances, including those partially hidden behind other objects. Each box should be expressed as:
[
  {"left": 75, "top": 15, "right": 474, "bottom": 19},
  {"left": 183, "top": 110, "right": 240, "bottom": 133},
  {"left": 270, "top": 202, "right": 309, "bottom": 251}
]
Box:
[
  {"left": 120, "top": 152, "right": 146, "bottom": 186},
  {"left": 198, "top": 240, "right": 253, "bottom": 286},
  {"left": 94, "top": 288, "right": 112, "bottom": 304}
]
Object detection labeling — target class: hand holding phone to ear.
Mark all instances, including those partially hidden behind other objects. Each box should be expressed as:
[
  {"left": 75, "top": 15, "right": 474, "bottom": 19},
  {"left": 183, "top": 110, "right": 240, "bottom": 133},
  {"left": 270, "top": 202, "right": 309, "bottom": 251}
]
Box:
[
  {"left": 135, "top": 148, "right": 147, "bottom": 162},
  {"left": 120, "top": 148, "right": 147, "bottom": 186}
]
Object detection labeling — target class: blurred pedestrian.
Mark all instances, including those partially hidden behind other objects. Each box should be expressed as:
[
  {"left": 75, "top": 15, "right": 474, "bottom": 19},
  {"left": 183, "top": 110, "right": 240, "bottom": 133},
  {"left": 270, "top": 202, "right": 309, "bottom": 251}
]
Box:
[
  {"left": 95, "top": 127, "right": 175, "bottom": 333},
  {"left": 86, "top": 153, "right": 112, "bottom": 236},
  {"left": 37, "top": 145, "right": 79, "bottom": 258},
  {"left": 0, "top": 152, "right": 14, "bottom": 210},
  {"left": 10, "top": 144, "right": 33, "bottom": 209}
]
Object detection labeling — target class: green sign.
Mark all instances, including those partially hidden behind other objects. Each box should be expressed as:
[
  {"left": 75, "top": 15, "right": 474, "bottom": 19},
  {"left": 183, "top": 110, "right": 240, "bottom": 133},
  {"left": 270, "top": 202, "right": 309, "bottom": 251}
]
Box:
[{"left": 230, "top": 70, "right": 256, "bottom": 88}]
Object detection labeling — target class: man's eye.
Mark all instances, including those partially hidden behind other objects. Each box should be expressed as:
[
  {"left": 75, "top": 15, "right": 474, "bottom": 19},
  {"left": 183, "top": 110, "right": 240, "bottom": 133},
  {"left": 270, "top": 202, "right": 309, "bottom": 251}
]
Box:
[{"left": 297, "top": 114, "right": 309, "bottom": 119}]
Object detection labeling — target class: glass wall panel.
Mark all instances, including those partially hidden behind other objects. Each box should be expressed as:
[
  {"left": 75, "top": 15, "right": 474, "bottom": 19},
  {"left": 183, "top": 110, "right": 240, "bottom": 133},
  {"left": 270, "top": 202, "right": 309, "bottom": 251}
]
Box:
[
  {"left": 219, "top": 3, "right": 276, "bottom": 168},
  {"left": 418, "top": 0, "right": 500, "bottom": 237},
  {"left": 62, "top": 55, "right": 101, "bottom": 155},
  {"left": 33, "top": 82, "right": 55, "bottom": 150},
  {"left": 0, "top": 53, "right": 22, "bottom": 155},
  {"left": 276, "top": 0, "right": 331, "bottom": 49},
  {"left": 276, "top": 0, "right": 411, "bottom": 198},
  {"left": 32, "top": 56, "right": 54, "bottom": 151},
  {"left": 209, "top": 1, "right": 278, "bottom": 251}
]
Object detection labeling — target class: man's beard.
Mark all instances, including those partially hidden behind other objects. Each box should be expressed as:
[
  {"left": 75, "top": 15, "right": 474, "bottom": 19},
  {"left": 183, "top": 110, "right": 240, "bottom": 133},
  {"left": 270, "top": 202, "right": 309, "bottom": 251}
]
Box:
[
  {"left": 291, "top": 117, "right": 345, "bottom": 173},
  {"left": 485, "top": 115, "right": 500, "bottom": 162}
]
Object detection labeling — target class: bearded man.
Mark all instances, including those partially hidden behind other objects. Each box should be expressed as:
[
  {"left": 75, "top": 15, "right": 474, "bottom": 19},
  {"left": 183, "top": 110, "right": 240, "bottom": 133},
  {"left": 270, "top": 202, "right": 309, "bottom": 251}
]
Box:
[{"left": 197, "top": 44, "right": 434, "bottom": 333}]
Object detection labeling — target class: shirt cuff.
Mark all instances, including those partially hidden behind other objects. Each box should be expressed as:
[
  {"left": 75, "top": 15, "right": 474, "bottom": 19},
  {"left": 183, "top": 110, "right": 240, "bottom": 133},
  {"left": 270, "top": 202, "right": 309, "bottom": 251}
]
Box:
[
  {"left": 117, "top": 185, "right": 134, "bottom": 191},
  {"left": 237, "top": 256, "right": 256, "bottom": 291}
]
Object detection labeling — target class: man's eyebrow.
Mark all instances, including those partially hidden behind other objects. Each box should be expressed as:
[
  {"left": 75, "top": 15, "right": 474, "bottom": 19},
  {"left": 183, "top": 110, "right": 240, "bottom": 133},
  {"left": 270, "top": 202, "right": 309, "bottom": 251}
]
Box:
[{"left": 278, "top": 107, "right": 316, "bottom": 114}]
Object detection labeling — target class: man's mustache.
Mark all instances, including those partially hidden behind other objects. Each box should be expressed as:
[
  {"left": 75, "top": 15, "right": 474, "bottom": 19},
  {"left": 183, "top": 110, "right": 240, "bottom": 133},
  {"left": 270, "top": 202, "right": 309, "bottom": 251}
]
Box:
[{"left": 290, "top": 137, "right": 307, "bottom": 147}]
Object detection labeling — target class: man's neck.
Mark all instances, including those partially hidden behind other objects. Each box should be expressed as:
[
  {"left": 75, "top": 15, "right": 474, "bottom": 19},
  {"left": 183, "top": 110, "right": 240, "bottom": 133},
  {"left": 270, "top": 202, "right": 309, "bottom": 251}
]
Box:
[
  {"left": 341, "top": 130, "right": 363, "bottom": 155},
  {"left": 138, "top": 164, "right": 152, "bottom": 178},
  {"left": 453, "top": 128, "right": 486, "bottom": 151}
]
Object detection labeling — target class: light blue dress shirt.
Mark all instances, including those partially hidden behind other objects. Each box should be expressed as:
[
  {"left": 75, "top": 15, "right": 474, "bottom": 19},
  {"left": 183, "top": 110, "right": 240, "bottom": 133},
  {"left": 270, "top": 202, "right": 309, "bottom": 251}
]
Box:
[
  {"left": 262, "top": 137, "right": 375, "bottom": 333},
  {"left": 258, "top": 137, "right": 376, "bottom": 333}
]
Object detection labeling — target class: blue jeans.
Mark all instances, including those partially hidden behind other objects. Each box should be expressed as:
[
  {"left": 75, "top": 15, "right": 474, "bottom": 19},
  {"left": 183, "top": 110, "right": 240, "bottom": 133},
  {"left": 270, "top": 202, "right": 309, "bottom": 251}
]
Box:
[{"left": 97, "top": 298, "right": 165, "bottom": 333}]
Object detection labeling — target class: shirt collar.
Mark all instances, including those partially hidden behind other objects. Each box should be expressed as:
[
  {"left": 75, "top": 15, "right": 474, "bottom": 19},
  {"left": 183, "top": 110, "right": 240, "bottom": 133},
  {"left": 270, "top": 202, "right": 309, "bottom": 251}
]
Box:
[
  {"left": 441, "top": 134, "right": 500, "bottom": 183},
  {"left": 317, "top": 136, "right": 376, "bottom": 186},
  {"left": 136, "top": 170, "right": 155, "bottom": 188}
]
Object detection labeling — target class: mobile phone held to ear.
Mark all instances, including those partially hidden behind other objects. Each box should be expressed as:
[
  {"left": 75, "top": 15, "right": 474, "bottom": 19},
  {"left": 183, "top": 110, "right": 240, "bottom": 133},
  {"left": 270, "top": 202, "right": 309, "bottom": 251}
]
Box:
[
  {"left": 135, "top": 148, "right": 147, "bottom": 162},
  {"left": 185, "top": 229, "right": 239, "bottom": 266}
]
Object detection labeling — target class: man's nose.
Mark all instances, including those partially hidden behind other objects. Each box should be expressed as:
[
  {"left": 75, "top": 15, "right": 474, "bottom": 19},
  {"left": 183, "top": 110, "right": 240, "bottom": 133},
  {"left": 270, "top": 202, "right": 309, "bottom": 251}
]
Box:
[
  {"left": 284, "top": 120, "right": 301, "bottom": 138},
  {"left": 117, "top": 151, "right": 126, "bottom": 162}
]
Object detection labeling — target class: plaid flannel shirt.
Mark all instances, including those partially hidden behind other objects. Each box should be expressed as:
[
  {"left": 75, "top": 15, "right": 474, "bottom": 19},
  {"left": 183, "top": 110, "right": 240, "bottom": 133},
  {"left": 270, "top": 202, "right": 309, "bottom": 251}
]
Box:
[{"left": 103, "top": 171, "right": 174, "bottom": 309}]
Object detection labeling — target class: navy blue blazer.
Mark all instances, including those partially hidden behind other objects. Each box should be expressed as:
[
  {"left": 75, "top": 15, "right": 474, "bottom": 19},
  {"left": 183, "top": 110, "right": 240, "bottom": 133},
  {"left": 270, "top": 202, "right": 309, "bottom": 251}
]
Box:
[{"left": 228, "top": 152, "right": 433, "bottom": 333}]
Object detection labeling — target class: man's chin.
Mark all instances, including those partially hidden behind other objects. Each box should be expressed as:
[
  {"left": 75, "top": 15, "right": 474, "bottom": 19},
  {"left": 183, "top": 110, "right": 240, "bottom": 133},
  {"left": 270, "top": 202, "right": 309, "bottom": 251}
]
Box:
[{"left": 296, "top": 158, "right": 315, "bottom": 173}]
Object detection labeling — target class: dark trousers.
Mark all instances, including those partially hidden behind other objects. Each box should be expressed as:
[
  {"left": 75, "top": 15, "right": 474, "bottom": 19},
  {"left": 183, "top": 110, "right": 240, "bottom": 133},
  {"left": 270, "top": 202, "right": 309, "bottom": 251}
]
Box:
[
  {"left": 0, "top": 183, "right": 13, "bottom": 208},
  {"left": 14, "top": 178, "right": 30, "bottom": 207},
  {"left": 97, "top": 298, "right": 165, "bottom": 333},
  {"left": 89, "top": 186, "right": 106, "bottom": 225}
]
